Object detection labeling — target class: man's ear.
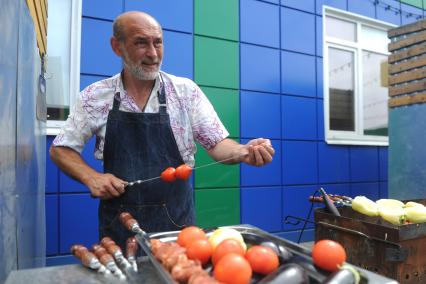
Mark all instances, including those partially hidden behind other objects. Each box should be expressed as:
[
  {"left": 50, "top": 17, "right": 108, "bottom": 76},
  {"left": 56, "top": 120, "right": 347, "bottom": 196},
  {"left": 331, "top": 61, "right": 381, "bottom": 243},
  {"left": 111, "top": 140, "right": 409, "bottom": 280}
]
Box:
[{"left": 110, "top": 37, "right": 123, "bottom": 57}]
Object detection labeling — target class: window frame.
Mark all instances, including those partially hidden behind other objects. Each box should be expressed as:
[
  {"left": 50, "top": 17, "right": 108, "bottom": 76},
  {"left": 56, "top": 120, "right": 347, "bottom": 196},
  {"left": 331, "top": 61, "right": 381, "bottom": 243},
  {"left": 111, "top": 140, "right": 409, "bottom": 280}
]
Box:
[
  {"left": 46, "top": 0, "right": 82, "bottom": 135},
  {"left": 322, "top": 6, "right": 396, "bottom": 146}
]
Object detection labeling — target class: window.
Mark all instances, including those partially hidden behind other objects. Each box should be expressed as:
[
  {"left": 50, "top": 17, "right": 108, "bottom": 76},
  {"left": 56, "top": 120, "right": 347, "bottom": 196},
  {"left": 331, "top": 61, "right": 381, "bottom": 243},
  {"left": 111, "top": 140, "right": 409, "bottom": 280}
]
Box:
[
  {"left": 323, "top": 7, "right": 394, "bottom": 145},
  {"left": 45, "top": 0, "right": 82, "bottom": 134}
]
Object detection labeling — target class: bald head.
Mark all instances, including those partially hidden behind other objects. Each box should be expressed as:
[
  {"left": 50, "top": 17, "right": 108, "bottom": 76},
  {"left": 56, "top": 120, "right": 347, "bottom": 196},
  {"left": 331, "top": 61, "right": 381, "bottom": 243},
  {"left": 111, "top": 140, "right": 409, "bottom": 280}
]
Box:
[{"left": 113, "top": 11, "right": 162, "bottom": 42}]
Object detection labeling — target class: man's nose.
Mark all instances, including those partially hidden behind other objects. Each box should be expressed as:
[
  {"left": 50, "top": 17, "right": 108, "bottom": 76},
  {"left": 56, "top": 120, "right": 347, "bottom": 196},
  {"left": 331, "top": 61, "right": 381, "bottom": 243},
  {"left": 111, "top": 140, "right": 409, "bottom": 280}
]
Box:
[{"left": 146, "top": 43, "right": 158, "bottom": 57}]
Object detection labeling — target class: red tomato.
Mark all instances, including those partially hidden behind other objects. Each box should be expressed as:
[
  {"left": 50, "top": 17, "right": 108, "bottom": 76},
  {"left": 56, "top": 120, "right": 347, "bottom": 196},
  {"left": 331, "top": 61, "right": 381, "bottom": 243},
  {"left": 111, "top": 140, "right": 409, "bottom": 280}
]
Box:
[
  {"left": 186, "top": 239, "right": 212, "bottom": 265},
  {"left": 176, "top": 226, "right": 206, "bottom": 248},
  {"left": 312, "top": 239, "right": 347, "bottom": 272},
  {"left": 214, "top": 253, "right": 252, "bottom": 284},
  {"left": 245, "top": 245, "right": 279, "bottom": 275},
  {"left": 160, "top": 167, "right": 176, "bottom": 182},
  {"left": 212, "top": 239, "right": 245, "bottom": 265},
  {"left": 175, "top": 164, "right": 193, "bottom": 180}
]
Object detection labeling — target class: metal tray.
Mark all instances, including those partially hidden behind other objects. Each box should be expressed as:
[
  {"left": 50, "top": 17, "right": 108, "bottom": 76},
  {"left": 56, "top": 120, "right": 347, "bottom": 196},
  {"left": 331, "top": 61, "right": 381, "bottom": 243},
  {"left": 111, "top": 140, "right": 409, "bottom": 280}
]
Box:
[{"left": 135, "top": 224, "right": 337, "bottom": 284}]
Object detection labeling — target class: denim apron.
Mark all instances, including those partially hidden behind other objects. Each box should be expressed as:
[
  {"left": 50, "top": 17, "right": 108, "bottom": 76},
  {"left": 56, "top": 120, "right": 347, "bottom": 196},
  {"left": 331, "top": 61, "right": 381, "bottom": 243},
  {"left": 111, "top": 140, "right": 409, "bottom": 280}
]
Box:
[{"left": 99, "top": 78, "right": 195, "bottom": 249}]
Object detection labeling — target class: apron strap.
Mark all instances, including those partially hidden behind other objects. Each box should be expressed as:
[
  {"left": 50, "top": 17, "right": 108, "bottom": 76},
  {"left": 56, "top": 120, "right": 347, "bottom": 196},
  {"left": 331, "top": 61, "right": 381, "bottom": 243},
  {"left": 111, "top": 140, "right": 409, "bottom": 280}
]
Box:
[
  {"left": 112, "top": 92, "right": 121, "bottom": 111},
  {"left": 158, "top": 75, "right": 167, "bottom": 114}
]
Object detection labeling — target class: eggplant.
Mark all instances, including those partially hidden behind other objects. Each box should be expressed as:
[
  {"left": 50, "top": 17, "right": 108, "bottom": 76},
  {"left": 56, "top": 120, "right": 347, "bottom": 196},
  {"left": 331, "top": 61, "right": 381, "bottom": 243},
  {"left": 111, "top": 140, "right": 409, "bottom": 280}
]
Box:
[
  {"left": 260, "top": 241, "right": 293, "bottom": 262},
  {"left": 258, "top": 263, "right": 309, "bottom": 284},
  {"left": 322, "top": 267, "right": 360, "bottom": 284}
]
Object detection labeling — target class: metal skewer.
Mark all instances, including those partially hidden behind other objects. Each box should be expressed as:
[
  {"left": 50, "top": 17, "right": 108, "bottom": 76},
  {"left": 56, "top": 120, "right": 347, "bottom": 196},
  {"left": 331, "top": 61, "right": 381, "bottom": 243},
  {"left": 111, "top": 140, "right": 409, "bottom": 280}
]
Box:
[{"left": 125, "top": 155, "right": 238, "bottom": 188}]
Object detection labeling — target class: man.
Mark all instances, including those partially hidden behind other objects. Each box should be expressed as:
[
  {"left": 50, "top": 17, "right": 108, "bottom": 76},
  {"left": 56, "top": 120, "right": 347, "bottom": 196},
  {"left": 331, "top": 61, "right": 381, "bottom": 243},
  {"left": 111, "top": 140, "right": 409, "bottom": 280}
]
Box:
[{"left": 50, "top": 11, "right": 274, "bottom": 249}]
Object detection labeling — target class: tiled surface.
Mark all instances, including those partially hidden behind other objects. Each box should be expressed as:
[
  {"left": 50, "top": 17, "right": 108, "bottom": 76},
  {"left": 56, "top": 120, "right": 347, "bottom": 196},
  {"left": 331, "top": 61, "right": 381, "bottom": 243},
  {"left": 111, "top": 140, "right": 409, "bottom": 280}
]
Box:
[
  {"left": 241, "top": 0, "right": 280, "bottom": 48},
  {"left": 201, "top": 87, "right": 240, "bottom": 138},
  {"left": 194, "top": 142, "right": 240, "bottom": 189},
  {"left": 240, "top": 44, "right": 280, "bottom": 93},
  {"left": 124, "top": 0, "right": 193, "bottom": 33},
  {"left": 43, "top": 0, "right": 414, "bottom": 263},
  {"left": 195, "top": 188, "right": 240, "bottom": 228},
  {"left": 162, "top": 31, "right": 193, "bottom": 79},
  {"left": 281, "top": 8, "right": 316, "bottom": 55},
  {"left": 195, "top": 0, "right": 239, "bottom": 41},
  {"left": 194, "top": 36, "right": 239, "bottom": 89},
  {"left": 59, "top": 194, "right": 99, "bottom": 254},
  {"left": 240, "top": 91, "right": 281, "bottom": 139}
]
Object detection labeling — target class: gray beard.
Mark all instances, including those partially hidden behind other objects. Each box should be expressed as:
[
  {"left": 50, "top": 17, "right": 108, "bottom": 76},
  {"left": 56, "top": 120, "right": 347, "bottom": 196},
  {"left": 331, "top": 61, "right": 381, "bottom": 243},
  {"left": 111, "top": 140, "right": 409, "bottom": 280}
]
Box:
[{"left": 124, "top": 60, "right": 161, "bottom": 80}]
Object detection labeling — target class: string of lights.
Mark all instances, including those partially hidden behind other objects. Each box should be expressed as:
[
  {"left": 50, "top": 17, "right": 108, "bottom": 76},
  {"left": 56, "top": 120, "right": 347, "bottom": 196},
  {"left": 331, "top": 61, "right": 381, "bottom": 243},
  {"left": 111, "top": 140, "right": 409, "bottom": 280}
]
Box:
[{"left": 370, "top": 0, "right": 424, "bottom": 20}]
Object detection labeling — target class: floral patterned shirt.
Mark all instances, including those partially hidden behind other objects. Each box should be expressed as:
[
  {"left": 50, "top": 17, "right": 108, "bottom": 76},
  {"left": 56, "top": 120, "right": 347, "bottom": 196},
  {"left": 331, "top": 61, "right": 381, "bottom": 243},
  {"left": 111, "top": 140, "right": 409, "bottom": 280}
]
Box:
[{"left": 53, "top": 71, "right": 229, "bottom": 167}]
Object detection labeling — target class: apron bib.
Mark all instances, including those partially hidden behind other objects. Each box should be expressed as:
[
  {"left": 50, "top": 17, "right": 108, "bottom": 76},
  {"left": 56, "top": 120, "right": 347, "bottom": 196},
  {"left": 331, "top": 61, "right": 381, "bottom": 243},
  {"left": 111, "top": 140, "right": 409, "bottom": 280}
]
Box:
[{"left": 99, "top": 78, "right": 194, "bottom": 249}]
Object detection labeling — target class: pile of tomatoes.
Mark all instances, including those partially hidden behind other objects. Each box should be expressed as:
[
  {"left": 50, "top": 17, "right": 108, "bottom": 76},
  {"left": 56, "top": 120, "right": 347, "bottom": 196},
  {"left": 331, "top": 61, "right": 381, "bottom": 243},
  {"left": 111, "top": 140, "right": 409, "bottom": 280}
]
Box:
[
  {"left": 160, "top": 164, "right": 193, "bottom": 182},
  {"left": 176, "top": 226, "right": 279, "bottom": 284}
]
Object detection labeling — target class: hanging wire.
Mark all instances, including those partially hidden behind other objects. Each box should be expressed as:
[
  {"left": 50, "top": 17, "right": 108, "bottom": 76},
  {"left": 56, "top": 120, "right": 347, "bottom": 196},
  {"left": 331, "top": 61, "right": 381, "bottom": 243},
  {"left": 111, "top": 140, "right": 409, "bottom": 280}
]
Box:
[{"left": 371, "top": 0, "right": 424, "bottom": 20}]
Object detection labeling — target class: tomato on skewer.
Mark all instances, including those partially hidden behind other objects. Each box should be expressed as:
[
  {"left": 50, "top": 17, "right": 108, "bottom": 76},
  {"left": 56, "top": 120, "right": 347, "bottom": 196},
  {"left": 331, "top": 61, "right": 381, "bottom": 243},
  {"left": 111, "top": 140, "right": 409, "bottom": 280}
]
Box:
[
  {"left": 175, "top": 164, "right": 193, "bottom": 180},
  {"left": 160, "top": 167, "right": 176, "bottom": 182}
]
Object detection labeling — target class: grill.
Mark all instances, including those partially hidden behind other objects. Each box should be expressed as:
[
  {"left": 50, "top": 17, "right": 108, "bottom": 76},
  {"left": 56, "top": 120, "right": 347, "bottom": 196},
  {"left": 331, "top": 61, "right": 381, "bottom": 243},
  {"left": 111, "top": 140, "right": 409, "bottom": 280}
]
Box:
[{"left": 314, "top": 199, "right": 426, "bottom": 284}]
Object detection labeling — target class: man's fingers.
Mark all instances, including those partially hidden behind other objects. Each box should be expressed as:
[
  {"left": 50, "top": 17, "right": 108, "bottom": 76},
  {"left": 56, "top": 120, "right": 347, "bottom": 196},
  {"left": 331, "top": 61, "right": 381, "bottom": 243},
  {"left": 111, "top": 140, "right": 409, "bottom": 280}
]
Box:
[
  {"left": 112, "top": 180, "right": 126, "bottom": 194},
  {"left": 258, "top": 146, "right": 273, "bottom": 164}
]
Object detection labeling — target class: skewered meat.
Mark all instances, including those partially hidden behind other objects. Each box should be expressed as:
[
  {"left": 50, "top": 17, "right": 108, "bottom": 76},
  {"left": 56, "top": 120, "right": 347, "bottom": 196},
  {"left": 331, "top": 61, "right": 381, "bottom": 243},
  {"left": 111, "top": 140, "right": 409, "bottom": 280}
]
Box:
[{"left": 150, "top": 239, "right": 220, "bottom": 284}]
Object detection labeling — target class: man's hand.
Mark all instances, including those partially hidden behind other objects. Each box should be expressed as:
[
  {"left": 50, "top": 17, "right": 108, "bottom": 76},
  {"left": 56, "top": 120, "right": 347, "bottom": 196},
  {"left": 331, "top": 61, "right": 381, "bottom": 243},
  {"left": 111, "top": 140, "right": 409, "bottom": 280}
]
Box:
[
  {"left": 240, "top": 138, "right": 275, "bottom": 167},
  {"left": 86, "top": 172, "right": 127, "bottom": 199}
]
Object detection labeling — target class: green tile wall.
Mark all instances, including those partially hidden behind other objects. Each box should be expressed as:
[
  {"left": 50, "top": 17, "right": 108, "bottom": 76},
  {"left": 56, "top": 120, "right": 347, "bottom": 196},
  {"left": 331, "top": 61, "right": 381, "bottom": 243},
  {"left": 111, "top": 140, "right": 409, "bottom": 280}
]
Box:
[
  {"left": 401, "top": 0, "right": 423, "bottom": 8},
  {"left": 194, "top": 141, "right": 240, "bottom": 189},
  {"left": 194, "top": 36, "right": 239, "bottom": 89},
  {"left": 200, "top": 86, "right": 240, "bottom": 138},
  {"left": 194, "top": 0, "right": 239, "bottom": 41},
  {"left": 195, "top": 188, "right": 240, "bottom": 228}
]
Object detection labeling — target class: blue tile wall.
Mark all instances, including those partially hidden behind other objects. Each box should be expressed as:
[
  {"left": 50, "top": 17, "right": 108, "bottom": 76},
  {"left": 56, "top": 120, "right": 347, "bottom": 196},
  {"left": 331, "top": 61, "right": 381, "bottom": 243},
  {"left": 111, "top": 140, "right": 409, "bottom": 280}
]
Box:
[
  {"left": 282, "top": 95, "right": 317, "bottom": 140},
  {"left": 241, "top": 139, "right": 282, "bottom": 187},
  {"left": 162, "top": 31, "right": 193, "bottom": 79},
  {"left": 316, "top": 16, "right": 323, "bottom": 57},
  {"left": 240, "top": 91, "right": 281, "bottom": 139},
  {"left": 379, "top": 147, "right": 388, "bottom": 181},
  {"left": 281, "top": 51, "right": 316, "bottom": 97},
  {"left": 317, "top": 99, "right": 325, "bottom": 141},
  {"left": 241, "top": 186, "right": 282, "bottom": 232},
  {"left": 240, "top": 44, "right": 280, "bottom": 93},
  {"left": 281, "top": 0, "right": 315, "bottom": 13},
  {"left": 376, "top": 0, "right": 402, "bottom": 25},
  {"left": 380, "top": 182, "right": 388, "bottom": 199},
  {"left": 80, "top": 75, "right": 110, "bottom": 92},
  {"left": 240, "top": 0, "right": 280, "bottom": 48},
  {"left": 59, "top": 137, "right": 102, "bottom": 193},
  {"left": 80, "top": 18, "right": 121, "bottom": 76},
  {"left": 282, "top": 185, "right": 319, "bottom": 230},
  {"left": 281, "top": 8, "right": 315, "bottom": 55},
  {"left": 276, "top": 228, "right": 315, "bottom": 243},
  {"left": 59, "top": 194, "right": 99, "bottom": 254},
  {"left": 82, "top": 0, "right": 123, "bottom": 20},
  {"left": 44, "top": 0, "right": 411, "bottom": 261},
  {"left": 316, "top": 0, "right": 348, "bottom": 15},
  {"left": 46, "top": 195, "right": 58, "bottom": 256},
  {"left": 348, "top": 0, "right": 376, "bottom": 18},
  {"left": 46, "top": 255, "right": 79, "bottom": 267},
  {"left": 350, "top": 146, "right": 379, "bottom": 182},
  {"left": 318, "top": 142, "right": 350, "bottom": 183},
  {"left": 401, "top": 3, "right": 424, "bottom": 25},
  {"left": 350, "top": 182, "right": 380, "bottom": 201},
  {"left": 124, "top": 0, "right": 193, "bottom": 33},
  {"left": 316, "top": 57, "right": 323, "bottom": 97},
  {"left": 282, "top": 141, "right": 318, "bottom": 185}
]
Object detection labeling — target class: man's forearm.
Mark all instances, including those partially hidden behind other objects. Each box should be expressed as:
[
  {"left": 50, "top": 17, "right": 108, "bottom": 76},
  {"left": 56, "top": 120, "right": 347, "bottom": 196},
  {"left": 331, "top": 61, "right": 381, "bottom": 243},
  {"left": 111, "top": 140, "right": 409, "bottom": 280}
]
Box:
[
  {"left": 207, "top": 138, "right": 246, "bottom": 164},
  {"left": 49, "top": 146, "right": 98, "bottom": 186}
]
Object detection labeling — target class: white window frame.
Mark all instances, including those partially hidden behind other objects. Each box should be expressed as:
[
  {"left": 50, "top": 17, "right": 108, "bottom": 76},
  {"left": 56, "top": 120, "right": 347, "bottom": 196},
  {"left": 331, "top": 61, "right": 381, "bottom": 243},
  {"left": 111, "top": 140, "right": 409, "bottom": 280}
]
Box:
[
  {"left": 323, "top": 6, "right": 396, "bottom": 146},
  {"left": 46, "top": 0, "right": 82, "bottom": 135}
]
